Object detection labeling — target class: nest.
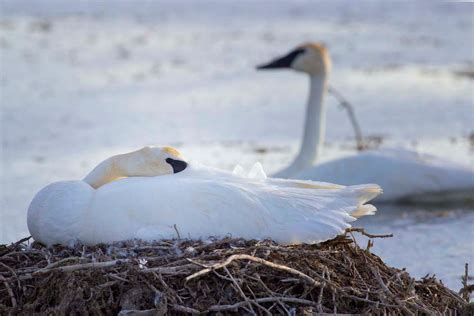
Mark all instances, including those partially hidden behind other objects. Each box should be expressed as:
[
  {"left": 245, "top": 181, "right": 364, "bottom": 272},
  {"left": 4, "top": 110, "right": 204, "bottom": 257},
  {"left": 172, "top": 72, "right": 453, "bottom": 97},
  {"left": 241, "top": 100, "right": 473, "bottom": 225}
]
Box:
[{"left": 0, "top": 229, "right": 471, "bottom": 315}]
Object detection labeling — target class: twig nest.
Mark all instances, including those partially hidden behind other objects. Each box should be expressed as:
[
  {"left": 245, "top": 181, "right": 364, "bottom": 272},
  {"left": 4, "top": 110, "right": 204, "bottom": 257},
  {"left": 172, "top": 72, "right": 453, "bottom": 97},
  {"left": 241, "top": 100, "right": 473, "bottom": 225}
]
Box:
[{"left": 0, "top": 234, "right": 469, "bottom": 314}]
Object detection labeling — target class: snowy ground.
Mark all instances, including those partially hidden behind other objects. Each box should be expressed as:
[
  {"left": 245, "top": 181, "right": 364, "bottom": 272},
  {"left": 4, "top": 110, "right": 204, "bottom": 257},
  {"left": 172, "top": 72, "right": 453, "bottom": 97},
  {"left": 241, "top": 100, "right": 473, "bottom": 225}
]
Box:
[{"left": 1, "top": 1, "right": 473, "bottom": 290}]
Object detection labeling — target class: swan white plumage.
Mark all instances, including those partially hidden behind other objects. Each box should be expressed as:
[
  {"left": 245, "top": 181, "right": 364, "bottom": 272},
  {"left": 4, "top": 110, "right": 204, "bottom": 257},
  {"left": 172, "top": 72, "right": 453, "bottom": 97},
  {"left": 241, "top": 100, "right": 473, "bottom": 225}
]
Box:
[
  {"left": 27, "top": 146, "right": 381, "bottom": 246},
  {"left": 257, "top": 43, "right": 474, "bottom": 203}
]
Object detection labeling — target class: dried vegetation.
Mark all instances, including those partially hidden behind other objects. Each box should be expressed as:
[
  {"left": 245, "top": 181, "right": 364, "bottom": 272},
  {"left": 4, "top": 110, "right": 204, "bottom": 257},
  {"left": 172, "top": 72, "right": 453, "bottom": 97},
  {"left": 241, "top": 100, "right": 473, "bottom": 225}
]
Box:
[{"left": 0, "top": 229, "right": 471, "bottom": 315}]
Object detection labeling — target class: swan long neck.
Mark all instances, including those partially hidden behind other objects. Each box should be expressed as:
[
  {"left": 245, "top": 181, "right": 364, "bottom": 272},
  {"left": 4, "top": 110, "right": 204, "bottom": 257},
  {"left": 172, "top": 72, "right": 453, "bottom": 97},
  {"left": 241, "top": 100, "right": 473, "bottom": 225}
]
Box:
[
  {"left": 83, "top": 154, "right": 130, "bottom": 189},
  {"left": 295, "top": 75, "right": 327, "bottom": 167}
]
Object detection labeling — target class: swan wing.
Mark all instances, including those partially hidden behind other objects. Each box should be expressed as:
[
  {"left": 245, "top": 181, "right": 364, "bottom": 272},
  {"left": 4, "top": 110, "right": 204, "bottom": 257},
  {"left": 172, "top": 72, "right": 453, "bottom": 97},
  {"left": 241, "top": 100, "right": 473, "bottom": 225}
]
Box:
[{"left": 82, "top": 166, "right": 381, "bottom": 245}]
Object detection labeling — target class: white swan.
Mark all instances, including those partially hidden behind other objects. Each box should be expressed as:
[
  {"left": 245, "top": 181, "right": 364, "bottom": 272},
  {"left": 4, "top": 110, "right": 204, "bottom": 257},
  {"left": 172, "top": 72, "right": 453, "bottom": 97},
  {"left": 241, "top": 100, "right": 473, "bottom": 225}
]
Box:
[
  {"left": 257, "top": 43, "right": 474, "bottom": 203},
  {"left": 27, "top": 146, "right": 381, "bottom": 246}
]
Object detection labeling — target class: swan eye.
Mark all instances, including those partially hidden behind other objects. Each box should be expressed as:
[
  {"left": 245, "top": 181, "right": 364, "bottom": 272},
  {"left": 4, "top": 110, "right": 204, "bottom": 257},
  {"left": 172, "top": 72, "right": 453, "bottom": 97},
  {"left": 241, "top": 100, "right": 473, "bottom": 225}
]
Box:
[{"left": 165, "top": 158, "right": 188, "bottom": 174}]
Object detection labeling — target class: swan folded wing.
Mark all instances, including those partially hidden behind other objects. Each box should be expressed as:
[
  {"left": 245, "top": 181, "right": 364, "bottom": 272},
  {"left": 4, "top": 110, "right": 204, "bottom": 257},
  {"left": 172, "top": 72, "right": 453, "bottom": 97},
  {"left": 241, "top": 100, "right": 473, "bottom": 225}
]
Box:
[
  {"left": 173, "top": 179, "right": 363, "bottom": 244},
  {"left": 87, "top": 176, "right": 276, "bottom": 243},
  {"left": 86, "top": 174, "right": 381, "bottom": 245},
  {"left": 248, "top": 181, "right": 381, "bottom": 244},
  {"left": 265, "top": 177, "right": 381, "bottom": 207},
  {"left": 187, "top": 174, "right": 382, "bottom": 243},
  {"left": 266, "top": 177, "right": 344, "bottom": 190}
]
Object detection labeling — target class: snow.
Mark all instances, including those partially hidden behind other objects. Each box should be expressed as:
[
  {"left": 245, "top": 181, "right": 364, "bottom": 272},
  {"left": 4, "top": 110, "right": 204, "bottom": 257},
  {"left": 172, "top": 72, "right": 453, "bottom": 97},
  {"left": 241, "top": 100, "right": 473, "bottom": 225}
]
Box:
[{"left": 1, "top": 0, "right": 473, "bottom": 290}]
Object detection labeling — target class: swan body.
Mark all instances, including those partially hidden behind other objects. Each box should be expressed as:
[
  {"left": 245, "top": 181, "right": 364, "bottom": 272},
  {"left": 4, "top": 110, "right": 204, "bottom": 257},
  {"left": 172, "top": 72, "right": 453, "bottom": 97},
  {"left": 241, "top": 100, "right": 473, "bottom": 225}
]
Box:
[
  {"left": 291, "top": 149, "right": 474, "bottom": 203},
  {"left": 258, "top": 43, "right": 474, "bottom": 203},
  {"left": 27, "top": 147, "right": 381, "bottom": 246}
]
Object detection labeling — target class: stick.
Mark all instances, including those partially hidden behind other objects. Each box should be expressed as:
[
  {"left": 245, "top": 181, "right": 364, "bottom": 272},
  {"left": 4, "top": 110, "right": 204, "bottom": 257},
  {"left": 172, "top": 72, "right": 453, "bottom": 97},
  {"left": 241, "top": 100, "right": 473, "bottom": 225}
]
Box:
[
  {"left": 173, "top": 224, "right": 181, "bottom": 239},
  {"left": 6, "top": 262, "right": 199, "bottom": 282},
  {"left": 339, "top": 293, "right": 399, "bottom": 308},
  {"left": 207, "top": 296, "right": 320, "bottom": 312},
  {"left": 108, "top": 273, "right": 130, "bottom": 283},
  {"left": 172, "top": 304, "right": 200, "bottom": 314},
  {"left": 371, "top": 266, "right": 414, "bottom": 316},
  {"left": 317, "top": 275, "right": 326, "bottom": 313},
  {"left": 346, "top": 227, "right": 393, "bottom": 239},
  {"left": 33, "top": 256, "right": 83, "bottom": 274},
  {"left": 142, "top": 263, "right": 199, "bottom": 274},
  {"left": 460, "top": 263, "right": 470, "bottom": 302},
  {"left": 33, "top": 259, "right": 131, "bottom": 274},
  {"left": 0, "top": 275, "right": 16, "bottom": 307},
  {"left": 327, "top": 85, "right": 365, "bottom": 150},
  {"left": 185, "top": 254, "right": 321, "bottom": 287},
  {"left": 1, "top": 236, "right": 32, "bottom": 256},
  {"left": 223, "top": 267, "right": 256, "bottom": 315}
]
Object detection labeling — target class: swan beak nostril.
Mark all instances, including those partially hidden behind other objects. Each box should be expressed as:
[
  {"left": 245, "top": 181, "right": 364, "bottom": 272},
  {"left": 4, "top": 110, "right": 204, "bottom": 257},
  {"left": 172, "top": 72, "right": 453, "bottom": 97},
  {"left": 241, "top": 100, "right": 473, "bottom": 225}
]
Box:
[{"left": 166, "top": 158, "right": 188, "bottom": 174}]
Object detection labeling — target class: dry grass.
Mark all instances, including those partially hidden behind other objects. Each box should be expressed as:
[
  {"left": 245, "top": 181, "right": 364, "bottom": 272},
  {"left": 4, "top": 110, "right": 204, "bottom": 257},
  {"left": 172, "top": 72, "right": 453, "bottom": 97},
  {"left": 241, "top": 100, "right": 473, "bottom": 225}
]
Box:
[{"left": 0, "top": 229, "right": 471, "bottom": 315}]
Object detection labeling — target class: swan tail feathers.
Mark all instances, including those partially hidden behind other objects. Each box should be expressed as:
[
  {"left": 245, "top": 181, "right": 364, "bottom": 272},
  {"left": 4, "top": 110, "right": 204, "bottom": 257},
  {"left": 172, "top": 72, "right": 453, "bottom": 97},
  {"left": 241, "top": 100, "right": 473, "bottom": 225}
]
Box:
[
  {"left": 259, "top": 182, "right": 382, "bottom": 244},
  {"left": 351, "top": 204, "right": 377, "bottom": 218},
  {"left": 267, "top": 177, "right": 382, "bottom": 203},
  {"left": 346, "top": 184, "right": 383, "bottom": 204},
  {"left": 341, "top": 184, "right": 381, "bottom": 218}
]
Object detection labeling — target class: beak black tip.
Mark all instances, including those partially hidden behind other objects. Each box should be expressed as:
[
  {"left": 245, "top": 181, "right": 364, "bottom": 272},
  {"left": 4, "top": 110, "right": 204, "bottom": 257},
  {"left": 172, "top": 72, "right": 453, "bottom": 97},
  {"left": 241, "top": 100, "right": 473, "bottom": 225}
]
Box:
[
  {"left": 255, "top": 48, "right": 305, "bottom": 71},
  {"left": 166, "top": 158, "right": 188, "bottom": 174}
]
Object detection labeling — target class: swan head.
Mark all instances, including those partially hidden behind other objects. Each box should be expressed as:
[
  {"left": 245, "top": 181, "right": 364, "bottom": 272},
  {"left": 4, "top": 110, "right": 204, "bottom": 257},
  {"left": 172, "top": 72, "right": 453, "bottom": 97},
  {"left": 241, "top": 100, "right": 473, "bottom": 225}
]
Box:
[
  {"left": 128, "top": 146, "right": 188, "bottom": 176},
  {"left": 257, "top": 42, "right": 331, "bottom": 76},
  {"left": 84, "top": 146, "right": 188, "bottom": 189}
]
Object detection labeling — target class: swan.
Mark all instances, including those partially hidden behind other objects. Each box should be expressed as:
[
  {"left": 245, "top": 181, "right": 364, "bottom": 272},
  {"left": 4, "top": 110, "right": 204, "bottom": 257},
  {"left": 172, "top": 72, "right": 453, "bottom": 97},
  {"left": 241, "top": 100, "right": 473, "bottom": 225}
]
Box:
[
  {"left": 27, "top": 146, "right": 381, "bottom": 246},
  {"left": 257, "top": 43, "right": 474, "bottom": 203}
]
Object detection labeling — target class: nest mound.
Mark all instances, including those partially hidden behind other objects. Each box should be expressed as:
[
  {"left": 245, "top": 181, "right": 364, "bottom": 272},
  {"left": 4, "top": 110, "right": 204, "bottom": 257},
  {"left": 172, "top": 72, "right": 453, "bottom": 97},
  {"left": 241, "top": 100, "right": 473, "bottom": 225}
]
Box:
[{"left": 0, "top": 231, "right": 470, "bottom": 315}]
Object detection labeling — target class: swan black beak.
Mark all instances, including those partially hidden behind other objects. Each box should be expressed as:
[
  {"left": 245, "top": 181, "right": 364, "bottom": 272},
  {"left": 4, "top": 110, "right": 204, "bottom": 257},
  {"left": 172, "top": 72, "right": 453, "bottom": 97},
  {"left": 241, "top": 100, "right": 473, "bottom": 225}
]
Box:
[
  {"left": 166, "top": 158, "right": 188, "bottom": 174},
  {"left": 256, "top": 48, "right": 305, "bottom": 70}
]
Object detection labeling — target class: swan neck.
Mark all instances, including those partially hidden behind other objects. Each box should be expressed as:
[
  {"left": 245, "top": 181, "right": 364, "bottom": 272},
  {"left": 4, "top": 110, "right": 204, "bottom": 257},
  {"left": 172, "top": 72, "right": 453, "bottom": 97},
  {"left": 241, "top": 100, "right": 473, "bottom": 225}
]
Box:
[
  {"left": 292, "top": 74, "right": 327, "bottom": 172},
  {"left": 83, "top": 154, "right": 127, "bottom": 189}
]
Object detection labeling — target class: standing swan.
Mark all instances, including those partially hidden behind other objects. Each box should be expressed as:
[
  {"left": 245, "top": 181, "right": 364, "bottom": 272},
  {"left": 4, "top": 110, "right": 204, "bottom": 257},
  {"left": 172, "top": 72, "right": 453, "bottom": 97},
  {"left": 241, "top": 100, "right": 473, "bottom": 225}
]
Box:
[
  {"left": 27, "top": 146, "right": 381, "bottom": 246},
  {"left": 257, "top": 43, "right": 474, "bottom": 203}
]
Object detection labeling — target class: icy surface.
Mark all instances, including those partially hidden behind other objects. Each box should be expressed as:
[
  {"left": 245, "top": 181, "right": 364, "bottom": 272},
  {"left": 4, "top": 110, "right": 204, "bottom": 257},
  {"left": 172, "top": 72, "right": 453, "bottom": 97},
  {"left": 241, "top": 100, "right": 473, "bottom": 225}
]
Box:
[{"left": 1, "top": 1, "right": 473, "bottom": 290}]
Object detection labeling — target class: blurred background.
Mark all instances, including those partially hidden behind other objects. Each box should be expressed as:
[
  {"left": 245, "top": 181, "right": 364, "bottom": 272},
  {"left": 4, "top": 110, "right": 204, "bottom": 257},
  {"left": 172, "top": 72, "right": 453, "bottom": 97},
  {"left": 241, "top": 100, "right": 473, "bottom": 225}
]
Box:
[{"left": 1, "top": 1, "right": 473, "bottom": 290}]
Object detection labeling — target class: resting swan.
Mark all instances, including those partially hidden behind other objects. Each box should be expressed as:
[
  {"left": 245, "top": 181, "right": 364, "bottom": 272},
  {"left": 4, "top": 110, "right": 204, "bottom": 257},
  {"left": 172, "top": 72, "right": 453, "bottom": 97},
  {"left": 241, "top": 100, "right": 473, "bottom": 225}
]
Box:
[
  {"left": 257, "top": 43, "right": 474, "bottom": 203},
  {"left": 27, "top": 146, "right": 381, "bottom": 246}
]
